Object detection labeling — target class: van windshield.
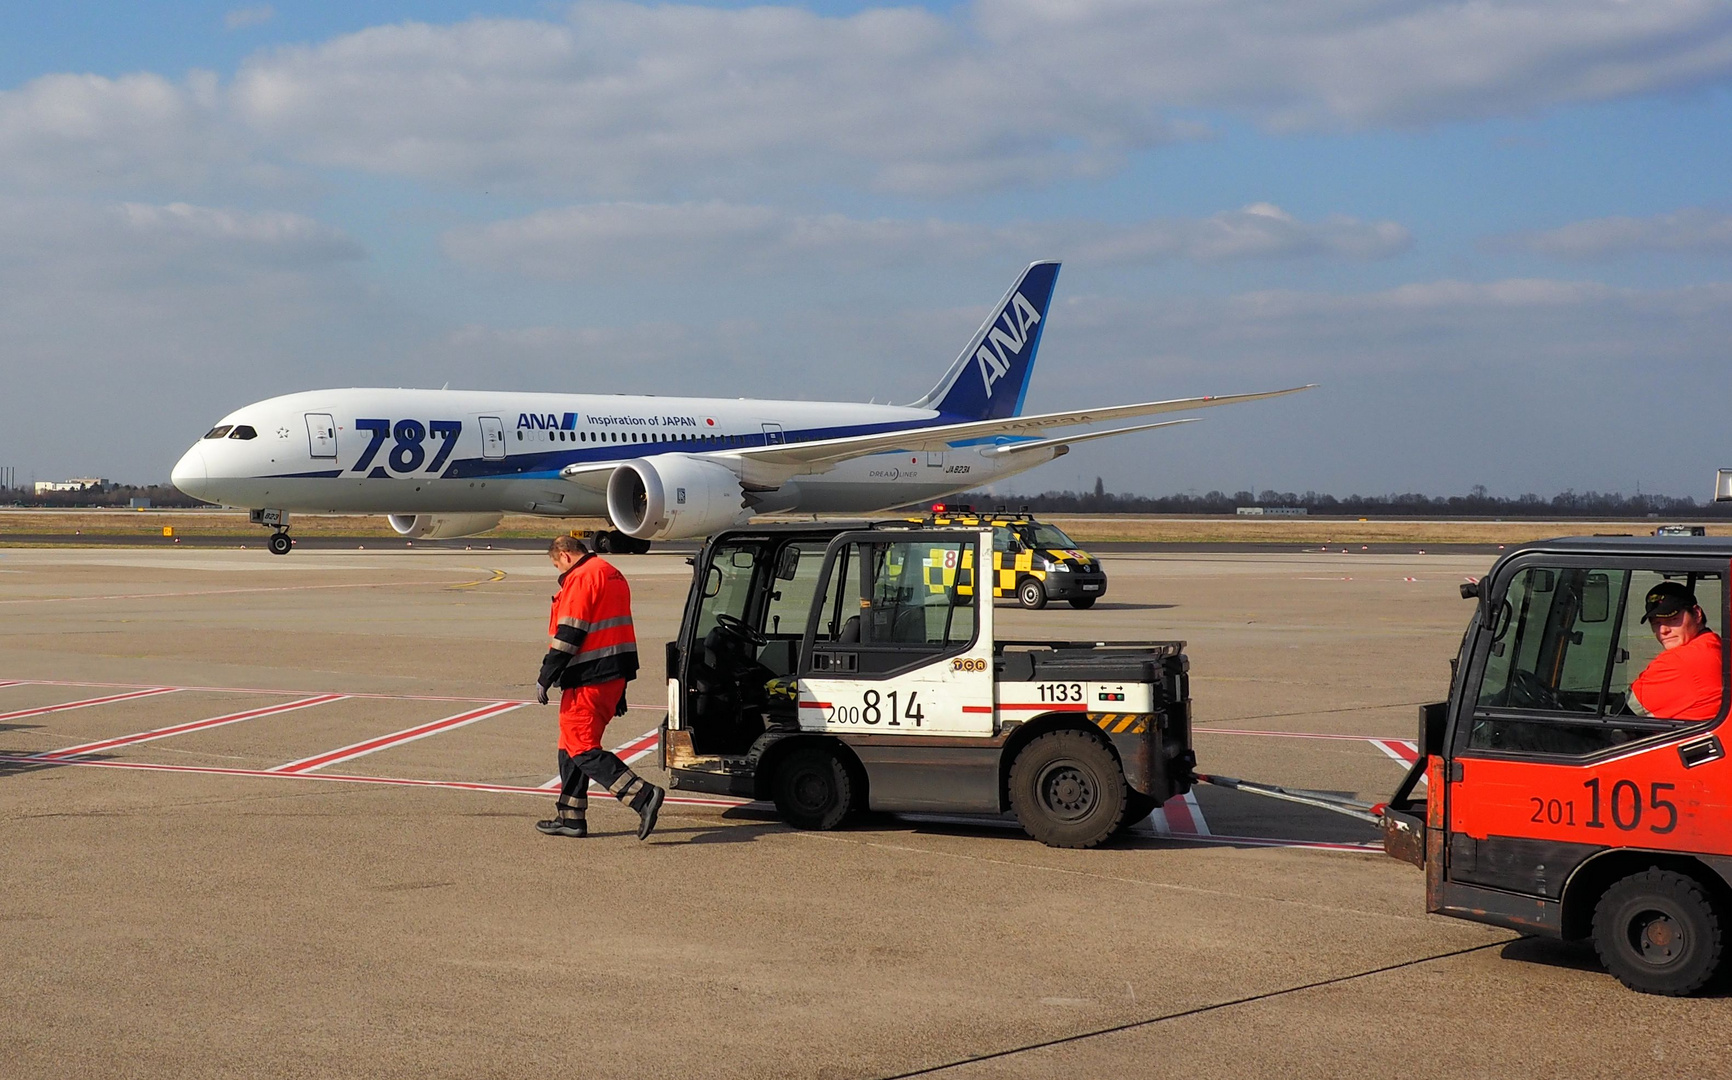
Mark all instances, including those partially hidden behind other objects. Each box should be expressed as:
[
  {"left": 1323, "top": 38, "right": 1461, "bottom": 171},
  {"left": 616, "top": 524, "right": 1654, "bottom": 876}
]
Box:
[{"left": 1027, "top": 523, "right": 1077, "bottom": 549}]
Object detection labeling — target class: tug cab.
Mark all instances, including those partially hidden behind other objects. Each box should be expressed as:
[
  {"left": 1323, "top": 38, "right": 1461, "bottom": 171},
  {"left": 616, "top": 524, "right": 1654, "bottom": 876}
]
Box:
[
  {"left": 1383, "top": 537, "right": 1732, "bottom": 995},
  {"left": 660, "top": 523, "right": 1192, "bottom": 848}
]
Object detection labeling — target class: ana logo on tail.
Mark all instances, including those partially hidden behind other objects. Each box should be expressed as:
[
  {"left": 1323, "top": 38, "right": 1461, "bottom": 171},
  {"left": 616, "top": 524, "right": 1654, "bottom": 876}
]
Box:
[{"left": 975, "top": 291, "right": 1043, "bottom": 397}]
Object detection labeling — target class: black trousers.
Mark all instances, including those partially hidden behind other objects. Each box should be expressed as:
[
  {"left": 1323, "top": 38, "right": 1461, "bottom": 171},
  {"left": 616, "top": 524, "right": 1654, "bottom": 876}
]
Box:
[{"left": 555, "top": 748, "right": 653, "bottom": 821}]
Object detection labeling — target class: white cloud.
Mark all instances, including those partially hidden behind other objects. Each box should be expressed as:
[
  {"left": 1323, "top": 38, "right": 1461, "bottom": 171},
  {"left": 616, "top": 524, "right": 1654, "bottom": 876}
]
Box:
[
  {"left": 0, "top": 198, "right": 362, "bottom": 285},
  {"left": 228, "top": 5, "right": 1172, "bottom": 196},
  {"left": 982, "top": 0, "right": 1732, "bottom": 129},
  {"left": 442, "top": 201, "right": 1408, "bottom": 277},
  {"left": 1496, "top": 208, "right": 1732, "bottom": 258},
  {"left": 115, "top": 202, "right": 364, "bottom": 264},
  {"left": 0, "top": 71, "right": 233, "bottom": 188},
  {"left": 1050, "top": 277, "right": 1732, "bottom": 388},
  {"left": 0, "top": 195, "right": 392, "bottom": 484},
  {"left": 4, "top": 3, "right": 1730, "bottom": 198},
  {"left": 1074, "top": 203, "right": 1412, "bottom": 263},
  {"left": 209, "top": 1, "right": 1732, "bottom": 196},
  {"left": 225, "top": 5, "right": 276, "bottom": 31}
]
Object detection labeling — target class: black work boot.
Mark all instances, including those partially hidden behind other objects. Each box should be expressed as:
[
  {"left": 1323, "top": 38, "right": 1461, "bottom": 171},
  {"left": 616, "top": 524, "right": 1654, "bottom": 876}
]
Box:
[
  {"left": 536, "top": 808, "right": 587, "bottom": 838},
  {"left": 633, "top": 785, "right": 665, "bottom": 841}
]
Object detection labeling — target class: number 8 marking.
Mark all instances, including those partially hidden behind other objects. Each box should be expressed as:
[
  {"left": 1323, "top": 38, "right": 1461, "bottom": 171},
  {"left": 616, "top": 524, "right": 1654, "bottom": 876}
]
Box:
[{"left": 389, "top": 420, "right": 426, "bottom": 472}]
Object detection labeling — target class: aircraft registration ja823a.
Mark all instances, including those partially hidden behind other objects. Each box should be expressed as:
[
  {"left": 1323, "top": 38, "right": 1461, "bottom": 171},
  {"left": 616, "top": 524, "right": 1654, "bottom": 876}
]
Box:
[{"left": 171, "top": 262, "right": 1312, "bottom": 554}]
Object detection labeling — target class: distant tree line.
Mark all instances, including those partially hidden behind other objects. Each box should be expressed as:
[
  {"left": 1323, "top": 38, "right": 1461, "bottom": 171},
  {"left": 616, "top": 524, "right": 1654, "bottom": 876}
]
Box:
[
  {"left": 0, "top": 483, "right": 206, "bottom": 509},
  {"left": 926, "top": 480, "right": 1732, "bottom": 518}
]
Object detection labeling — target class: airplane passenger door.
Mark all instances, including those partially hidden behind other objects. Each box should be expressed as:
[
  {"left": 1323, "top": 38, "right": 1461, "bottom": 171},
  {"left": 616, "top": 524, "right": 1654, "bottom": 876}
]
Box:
[
  {"left": 305, "top": 414, "right": 337, "bottom": 459},
  {"left": 761, "top": 423, "right": 785, "bottom": 446},
  {"left": 479, "top": 416, "right": 506, "bottom": 460}
]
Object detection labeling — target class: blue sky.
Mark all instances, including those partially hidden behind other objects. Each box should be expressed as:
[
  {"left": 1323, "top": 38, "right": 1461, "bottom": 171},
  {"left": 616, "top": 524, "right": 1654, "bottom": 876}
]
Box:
[{"left": 2, "top": 1, "right": 1730, "bottom": 498}]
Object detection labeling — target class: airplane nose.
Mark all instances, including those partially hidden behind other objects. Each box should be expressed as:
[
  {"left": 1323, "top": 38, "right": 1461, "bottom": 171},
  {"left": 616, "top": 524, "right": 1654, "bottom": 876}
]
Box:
[{"left": 171, "top": 445, "right": 210, "bottom": 500}]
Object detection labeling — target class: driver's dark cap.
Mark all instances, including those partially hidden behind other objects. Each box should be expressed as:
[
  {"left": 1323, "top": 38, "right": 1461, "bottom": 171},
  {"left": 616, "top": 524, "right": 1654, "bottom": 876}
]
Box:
[{"left": 1641, "top": 581, "right": 1700, "bottom": 623}]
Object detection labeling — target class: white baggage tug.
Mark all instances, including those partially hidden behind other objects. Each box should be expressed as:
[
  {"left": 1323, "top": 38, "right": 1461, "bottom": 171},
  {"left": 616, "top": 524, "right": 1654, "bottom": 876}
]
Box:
[{"left": 659, "top": 522, "right": 1194, "bottom": 847}]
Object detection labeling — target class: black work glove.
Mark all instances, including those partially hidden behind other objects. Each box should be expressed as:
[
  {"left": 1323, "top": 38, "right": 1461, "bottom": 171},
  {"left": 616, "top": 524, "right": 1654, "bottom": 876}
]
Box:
[
  {"left": 536, "top": 683, "right": 551, "bottom": 706},
  {"left": 615, "top": 690, "right": 628, "bottom": 717}
]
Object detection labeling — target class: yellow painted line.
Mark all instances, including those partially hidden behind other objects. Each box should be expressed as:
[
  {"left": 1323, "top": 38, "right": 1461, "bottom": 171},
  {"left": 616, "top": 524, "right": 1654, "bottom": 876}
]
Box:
[{"left": 447, "top": 568, "right": 509, "bottom": 590}]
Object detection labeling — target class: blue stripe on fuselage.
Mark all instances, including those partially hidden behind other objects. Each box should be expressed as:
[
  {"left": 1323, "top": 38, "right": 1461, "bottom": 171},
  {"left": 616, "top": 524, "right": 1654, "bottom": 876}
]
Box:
[{"left": 438, "top": 415, "right": 965, "bottom": 480}]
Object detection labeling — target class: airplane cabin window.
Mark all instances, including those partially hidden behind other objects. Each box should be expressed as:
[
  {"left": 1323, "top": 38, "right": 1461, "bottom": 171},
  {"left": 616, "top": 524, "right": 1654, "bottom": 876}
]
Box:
[
  {"left": 203, "top": 426, "right": 232, "bottom": 439},
  {"left": 228, "top": 425, "right": 258, "bottom": 440}
]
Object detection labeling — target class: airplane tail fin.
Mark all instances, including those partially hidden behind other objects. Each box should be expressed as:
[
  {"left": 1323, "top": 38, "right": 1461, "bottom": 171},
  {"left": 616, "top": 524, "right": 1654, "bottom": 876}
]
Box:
[{"left": 911, "top": 260, "right": 1060, "bottom": 420}]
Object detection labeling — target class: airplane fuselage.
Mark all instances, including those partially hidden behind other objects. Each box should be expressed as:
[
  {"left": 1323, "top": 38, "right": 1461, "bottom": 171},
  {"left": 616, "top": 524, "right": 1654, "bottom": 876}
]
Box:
[{"left": 172, "top": 388, "right": 1051, "bottom": 520}]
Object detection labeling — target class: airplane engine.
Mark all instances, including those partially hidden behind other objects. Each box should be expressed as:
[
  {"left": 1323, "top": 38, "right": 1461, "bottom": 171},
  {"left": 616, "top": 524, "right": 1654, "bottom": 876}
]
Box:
[
  {"left": 386, "top": 512, "right": 505, "bottom": 540},
  {"left": 606, "top": 455, "right": 752, "bottom": 540}
]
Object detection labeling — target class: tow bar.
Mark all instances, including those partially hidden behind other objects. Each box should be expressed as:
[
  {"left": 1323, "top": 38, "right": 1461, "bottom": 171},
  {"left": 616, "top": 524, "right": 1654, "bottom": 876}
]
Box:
[{"left": 1194, "top": 773, "right": 1385, "bottom": 825}]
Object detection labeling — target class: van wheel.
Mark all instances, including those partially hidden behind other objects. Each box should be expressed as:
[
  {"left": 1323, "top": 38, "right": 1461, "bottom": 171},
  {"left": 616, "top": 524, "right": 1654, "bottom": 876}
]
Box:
[
  {"left": 772, "top": 745, "right": 853, "bottom": 831},
  {"left": 1008, "top": 730, "right": 1127, "bottom": 848},
  {"left": 1068, "top": 597, "right": 1097, "bottom": 609},
  {"left": 1592, "top": 868, "right": 1725, "bottom": 996},
  {"left": 1018, "top": 578, "right": 1048, "bottom": 610}
]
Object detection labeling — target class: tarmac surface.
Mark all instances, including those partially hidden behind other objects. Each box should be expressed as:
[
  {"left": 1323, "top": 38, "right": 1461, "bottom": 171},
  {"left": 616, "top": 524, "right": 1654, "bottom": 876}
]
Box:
[{"left": 1, "top": 546, "right": 1725, "bottom": 1078}]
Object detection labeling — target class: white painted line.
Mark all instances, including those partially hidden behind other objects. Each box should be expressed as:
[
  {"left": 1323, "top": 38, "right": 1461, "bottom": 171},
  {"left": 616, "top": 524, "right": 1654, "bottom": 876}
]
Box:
[
  {"left": 1199, "top": 726, "right": 1397, "bottom": 742},
  {"left": 270, "top": 702, "right": 522, "bottom": 774},
  {"left": 0, "top": 678, "right": 660, "bottom": 711},
  {"left": 36, "top": 694, "right": 348, "bottom": 760},
  {"left": 0, "top": 687, "right": 180, "bottom": 724},
  {"left": 0, "top": 752, "right": 748, "bottom": 809},
  {"left": 0, "top": 578, "right": 482, "bottom": 606}
]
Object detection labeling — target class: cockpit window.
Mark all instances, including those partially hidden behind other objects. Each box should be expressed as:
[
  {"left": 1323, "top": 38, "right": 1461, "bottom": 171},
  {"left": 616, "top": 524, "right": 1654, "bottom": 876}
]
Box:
[
  {"left": 228, "top": 425, "right": 258, "bottom": 440},
  {"left": 203, "top": 426, "right": 233, "bottom": 439}
]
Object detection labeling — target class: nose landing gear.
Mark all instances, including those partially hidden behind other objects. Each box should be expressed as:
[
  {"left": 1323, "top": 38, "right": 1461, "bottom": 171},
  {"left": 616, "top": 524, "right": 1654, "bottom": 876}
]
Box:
[{"left": 249, "top": 509, "right": 294, "bottom": 556}]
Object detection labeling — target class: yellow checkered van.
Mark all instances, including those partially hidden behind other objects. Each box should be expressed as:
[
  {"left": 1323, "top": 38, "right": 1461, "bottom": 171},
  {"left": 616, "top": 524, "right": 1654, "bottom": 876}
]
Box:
[{"left": 917, "top": 505, "right": 1107, "bottom": 609}]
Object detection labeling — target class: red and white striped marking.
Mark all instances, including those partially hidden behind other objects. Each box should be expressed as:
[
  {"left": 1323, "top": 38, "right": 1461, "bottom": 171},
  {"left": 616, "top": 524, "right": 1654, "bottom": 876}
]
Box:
[
  {"left": 0, "top": 680, "right": 24, "bottom": 690},
  {"left": 1370, "top": 738, "right": 1426, "bottom": 785},
  {"left": 0, "top": 686, "right": 179, "bottom": 723},
  {"left": 1371, "top": 738, "right": 1420, "bottom": 765},
  {"left": 538, "top": 726, "right": 662, "bottom": 789},
  {"left": 35, "top": 694, "right": 347, "bottom": 760},
  {"left": 269, "top": 701, "right": 521, "bottom": 774},
  {"left": 1149, "top": 790, "right": 1210, "bottom": 837}
]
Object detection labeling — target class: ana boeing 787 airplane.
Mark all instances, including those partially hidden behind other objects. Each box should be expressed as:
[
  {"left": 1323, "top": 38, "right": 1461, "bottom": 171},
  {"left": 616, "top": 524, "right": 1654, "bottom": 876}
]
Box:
[{"left": 172, "top": 262, "right": 1310, "bottom": 553}]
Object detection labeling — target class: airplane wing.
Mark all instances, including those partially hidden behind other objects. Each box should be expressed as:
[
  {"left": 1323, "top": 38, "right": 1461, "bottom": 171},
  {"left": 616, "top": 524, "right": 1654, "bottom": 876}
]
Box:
[
  {"left": 728, "top": 385, "right": 1313, "bottom": 480},
  {"left": 556, "top": 462, "right": 616, "bottom": 495},
  {"left": 559, "top": 384, "right": 1313, "bottom": 488},
  {"left": 979, "top": 417, "right": 1199, "bottom": 456}
]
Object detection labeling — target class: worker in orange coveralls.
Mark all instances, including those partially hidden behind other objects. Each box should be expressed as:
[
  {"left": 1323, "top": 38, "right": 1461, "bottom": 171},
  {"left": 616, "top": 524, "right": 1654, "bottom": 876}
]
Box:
[
  {"left": 534, "top": 534, "right": 664, "bottom": 839},
  {"left": 1629, "top": 581, "right": 1725, "bottom": 722}
]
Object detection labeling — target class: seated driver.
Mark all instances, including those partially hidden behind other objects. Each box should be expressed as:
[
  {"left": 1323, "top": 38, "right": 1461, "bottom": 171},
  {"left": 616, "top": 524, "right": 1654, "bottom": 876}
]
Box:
[{"left": 1628, "top": 582, "right": 1724, "bottom": 720}]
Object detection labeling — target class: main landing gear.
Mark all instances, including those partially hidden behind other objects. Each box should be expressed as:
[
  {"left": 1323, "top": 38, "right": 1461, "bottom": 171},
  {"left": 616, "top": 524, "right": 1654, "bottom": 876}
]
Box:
[{"left": 250, "top": 509, "right": 293, "bottom": 556}]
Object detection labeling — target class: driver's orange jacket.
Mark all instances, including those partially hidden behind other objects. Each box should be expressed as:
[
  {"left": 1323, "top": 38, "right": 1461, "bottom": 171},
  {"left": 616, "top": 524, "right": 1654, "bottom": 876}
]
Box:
[
  {"left": 1632, "top": 630, "right": 1724, "bottom": 721},
  {"left": 537, "top": 552, "right": 639, "bottom": 690}
]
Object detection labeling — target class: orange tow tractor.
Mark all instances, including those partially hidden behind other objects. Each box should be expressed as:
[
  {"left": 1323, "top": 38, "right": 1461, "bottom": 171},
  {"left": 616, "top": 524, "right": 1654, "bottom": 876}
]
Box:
[{"left": 1381, "top": 536, "right": 1732, "bottom": 995}]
